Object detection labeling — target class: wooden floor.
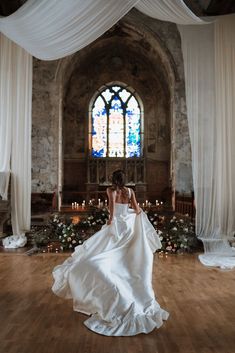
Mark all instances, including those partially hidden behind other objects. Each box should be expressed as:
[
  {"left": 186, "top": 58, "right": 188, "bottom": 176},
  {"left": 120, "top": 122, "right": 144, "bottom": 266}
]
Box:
[{"left": 0, "top": 251, "right": 234, "bottom": 353}]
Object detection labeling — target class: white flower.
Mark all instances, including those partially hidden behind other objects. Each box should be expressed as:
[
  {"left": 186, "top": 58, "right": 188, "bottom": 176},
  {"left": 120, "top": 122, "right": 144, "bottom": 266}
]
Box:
[
  {"left": 69, "top": 244, "right": 72, "bottom": 248},
  {"left": 67, "top": 237, "right": 72, "bottom": 242},
  {"left": 183, "top": 228, "right": 188, "bottom": 233},
  {"left": 78, "top": 240, "right": 82, "bottom": 244},
  {"left": 180, "top": 219, "right": 184, "bottom": 223},
  {"left": 166, "top": 246, "right": 172, "bottom": 251},
  {"left": 72, "top": 240, "right": 76, "bottom": 244},
  {"left": 159, "top": 236, "right": 163, "bottom": 241},
  {"left": 154, "top": 213, "right": 157, "bottom": 216},
  {"left": 157, "top": 230, "right": 162, "bottom": 235},
  {"left": 172, "top": 227, "right": 177, "bottom": 231},
  {"left": 173, "top": 216, "right": 176, "bottom": 220},
  {"left": 153, "top": 221, "right": 157, "bottom": 225},
  {"left": 180, "top": 244, "right": 184, "bottom": 248}
]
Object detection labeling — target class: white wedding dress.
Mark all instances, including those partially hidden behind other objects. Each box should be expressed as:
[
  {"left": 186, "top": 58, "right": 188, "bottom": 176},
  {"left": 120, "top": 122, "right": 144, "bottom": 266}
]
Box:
[{"left": 52, "top": 202, "right": 169, "bottom": 336}]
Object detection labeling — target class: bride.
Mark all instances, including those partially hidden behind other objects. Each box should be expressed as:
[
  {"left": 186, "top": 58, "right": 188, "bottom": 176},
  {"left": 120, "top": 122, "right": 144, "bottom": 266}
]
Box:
[{"left": 52, "top": 169, "right": 169, "bottom": 336}]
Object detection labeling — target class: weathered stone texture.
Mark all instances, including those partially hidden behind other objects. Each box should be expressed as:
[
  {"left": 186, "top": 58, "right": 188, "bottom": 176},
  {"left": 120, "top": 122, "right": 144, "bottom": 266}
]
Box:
[
  {"left": 31, "top": 8, "right": 193, "bottom": 197},
  {"left": 32, "top": 59, "right": 59, "bottom": 192}
]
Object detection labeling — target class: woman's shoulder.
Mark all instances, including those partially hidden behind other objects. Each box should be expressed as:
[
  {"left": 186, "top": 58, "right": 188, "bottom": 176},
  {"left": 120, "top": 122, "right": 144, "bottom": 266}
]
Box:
[{"left": 106, "top": 186, "right": 115, "bottom": 194}]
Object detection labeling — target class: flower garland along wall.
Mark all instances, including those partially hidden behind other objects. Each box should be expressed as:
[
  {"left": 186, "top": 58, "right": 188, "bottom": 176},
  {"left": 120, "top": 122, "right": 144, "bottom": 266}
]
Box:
[{"left": 31, "top": 207, "right": 201, "bottom": 253}]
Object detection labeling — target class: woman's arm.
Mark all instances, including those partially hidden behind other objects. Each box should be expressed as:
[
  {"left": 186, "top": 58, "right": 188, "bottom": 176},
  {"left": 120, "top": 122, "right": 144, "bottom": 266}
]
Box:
[
  {"left": 130, "top": 189, "right": 141, "bottom": 215},
  {"left": 106, "top": 188, "right": 115, "bottom": 225}
]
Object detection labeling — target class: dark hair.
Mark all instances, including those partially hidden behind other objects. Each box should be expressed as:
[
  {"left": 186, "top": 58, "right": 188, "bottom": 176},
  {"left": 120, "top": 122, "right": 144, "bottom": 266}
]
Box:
[{"left": 112, "top": 170, "right": 125, "bottom": 188}]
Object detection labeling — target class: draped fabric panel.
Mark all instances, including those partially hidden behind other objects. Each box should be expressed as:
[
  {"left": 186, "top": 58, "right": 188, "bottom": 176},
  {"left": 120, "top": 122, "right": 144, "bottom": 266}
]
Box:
[
  {"left": 11, "top": 42, "right": 32, "bottom": 236},
  {"left": 0, "top": 0, "right": 139, "bottom": 60},
  {"left": 215, "top": 15, "right": 235, "bottom": 240},
  {"left": 0, "top": 0, "right": 204, "bottom": 61},
  {"left": 0, "top": 35, "right": 13, "bottom": 199},
  {"left": 178, "top": 24, "right": 217, "bottom": 238},
  {"left": 0, "top": 34, "right": 32, "bottom": 242},
  {"left": 135, "top": 0, "right": 203, "bottom": 25},
  {"left": 179, "top": 15, "right": 235, "bottom": 269}
]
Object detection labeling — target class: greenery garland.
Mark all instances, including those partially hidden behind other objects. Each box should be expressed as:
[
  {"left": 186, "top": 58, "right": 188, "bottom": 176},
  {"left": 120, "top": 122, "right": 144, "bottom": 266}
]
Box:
[{"left": 31, "top": 207, "right": 201, "bottom": 253}]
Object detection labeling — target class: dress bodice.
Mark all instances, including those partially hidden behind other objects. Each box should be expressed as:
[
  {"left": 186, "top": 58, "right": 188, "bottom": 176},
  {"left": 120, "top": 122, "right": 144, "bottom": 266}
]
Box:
[{"left": 114, "top": 202, "right": 129, "bottom": 217}]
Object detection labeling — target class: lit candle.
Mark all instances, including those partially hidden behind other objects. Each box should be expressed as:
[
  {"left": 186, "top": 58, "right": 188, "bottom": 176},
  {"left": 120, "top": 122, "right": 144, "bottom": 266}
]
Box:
[
  {"left": 72, "top": 202, "right": 74, "bottom": 209},
  {"left": 145, "top": 200, "right": 148, "bottom": 206}
]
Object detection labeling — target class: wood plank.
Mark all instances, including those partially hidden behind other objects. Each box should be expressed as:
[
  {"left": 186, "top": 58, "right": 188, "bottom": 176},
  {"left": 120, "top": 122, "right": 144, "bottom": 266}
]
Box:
[{"left": 0, "top": 252, "right": 234, "bottom": 353}]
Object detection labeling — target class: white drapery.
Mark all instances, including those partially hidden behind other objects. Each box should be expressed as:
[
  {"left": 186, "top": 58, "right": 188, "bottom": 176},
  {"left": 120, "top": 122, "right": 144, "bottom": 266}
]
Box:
[
  {"left": 0, "top": 35, "right": 12, "bottom": 200},
  {"left": 135, "top": 0, "right": 203, "bottom": 25},
  {"left": 179, "top": 14, "right": 235, "bottom": 269},
  {"left": 0, "top": 33, "right": 32, "bottom": 246},
  {"left": 0, "top": 0, "right": 139, "bottom": 60},
  {"left": 0, "top": 0, "right": 204, "bottom": 60}
]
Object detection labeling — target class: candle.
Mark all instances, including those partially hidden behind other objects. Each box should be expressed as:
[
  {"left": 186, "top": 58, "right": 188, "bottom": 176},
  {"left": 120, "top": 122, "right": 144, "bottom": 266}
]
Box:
[
  {"left": 145, "top": 200, "right": 148, "bottom": 206},
  {"left": 72, "top": 202, "right": 74, "bottom": 209}
]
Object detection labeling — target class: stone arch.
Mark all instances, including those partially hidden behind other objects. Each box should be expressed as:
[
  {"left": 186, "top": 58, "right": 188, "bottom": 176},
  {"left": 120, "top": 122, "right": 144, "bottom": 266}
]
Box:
[{"left": 54, "top": 11, "right": 189, "bottom": 206}]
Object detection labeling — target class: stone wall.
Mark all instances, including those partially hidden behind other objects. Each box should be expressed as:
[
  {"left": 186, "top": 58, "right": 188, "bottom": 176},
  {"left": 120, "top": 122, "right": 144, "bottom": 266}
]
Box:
[
  {"left": 32, "top": 59, "right": 59, "bottom": 193},
  {"left": 31, "top": 8, "right": 193, "bottom": 199}
]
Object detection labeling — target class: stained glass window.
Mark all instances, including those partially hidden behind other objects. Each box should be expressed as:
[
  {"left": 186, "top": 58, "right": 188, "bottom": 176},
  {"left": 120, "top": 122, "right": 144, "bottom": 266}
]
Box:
[{"left": 91, "top": 85, "right": 142, "bottom": 158}]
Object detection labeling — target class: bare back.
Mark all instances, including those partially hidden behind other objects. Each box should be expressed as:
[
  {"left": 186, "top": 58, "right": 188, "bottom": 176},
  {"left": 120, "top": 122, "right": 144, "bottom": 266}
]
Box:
[{"left": 106, "top": 187, "right": 141, "bottom": 224}]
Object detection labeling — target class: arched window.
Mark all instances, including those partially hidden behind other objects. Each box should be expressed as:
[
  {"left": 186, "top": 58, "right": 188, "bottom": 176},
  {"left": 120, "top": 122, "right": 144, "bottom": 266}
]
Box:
[{"left": 90, "top": 84, "right": 143, "bottom": 158}]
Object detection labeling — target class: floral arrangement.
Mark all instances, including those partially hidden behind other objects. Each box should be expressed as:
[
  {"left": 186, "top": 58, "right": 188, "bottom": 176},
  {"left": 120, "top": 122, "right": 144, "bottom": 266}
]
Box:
[
  {"left": 146, "top": 210, "right": 201, "bottom": 253},
  {"left": 31, "top": 207, "right": 200, "bottom": 253},
  {"left": 32, "top": 208, "right": 109, "bottom": 251}
]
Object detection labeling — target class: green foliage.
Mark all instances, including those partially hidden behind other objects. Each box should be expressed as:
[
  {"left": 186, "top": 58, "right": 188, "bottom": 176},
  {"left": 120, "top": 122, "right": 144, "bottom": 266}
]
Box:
[
  {"left": 146, "top": 211, "right": 201, "bottom": 253},
  {"left": 32, "top": 208, "right": 109, "bottom": 251},
  {"left": 31, "top": 207, "right": 200, "bottom": 253}
]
